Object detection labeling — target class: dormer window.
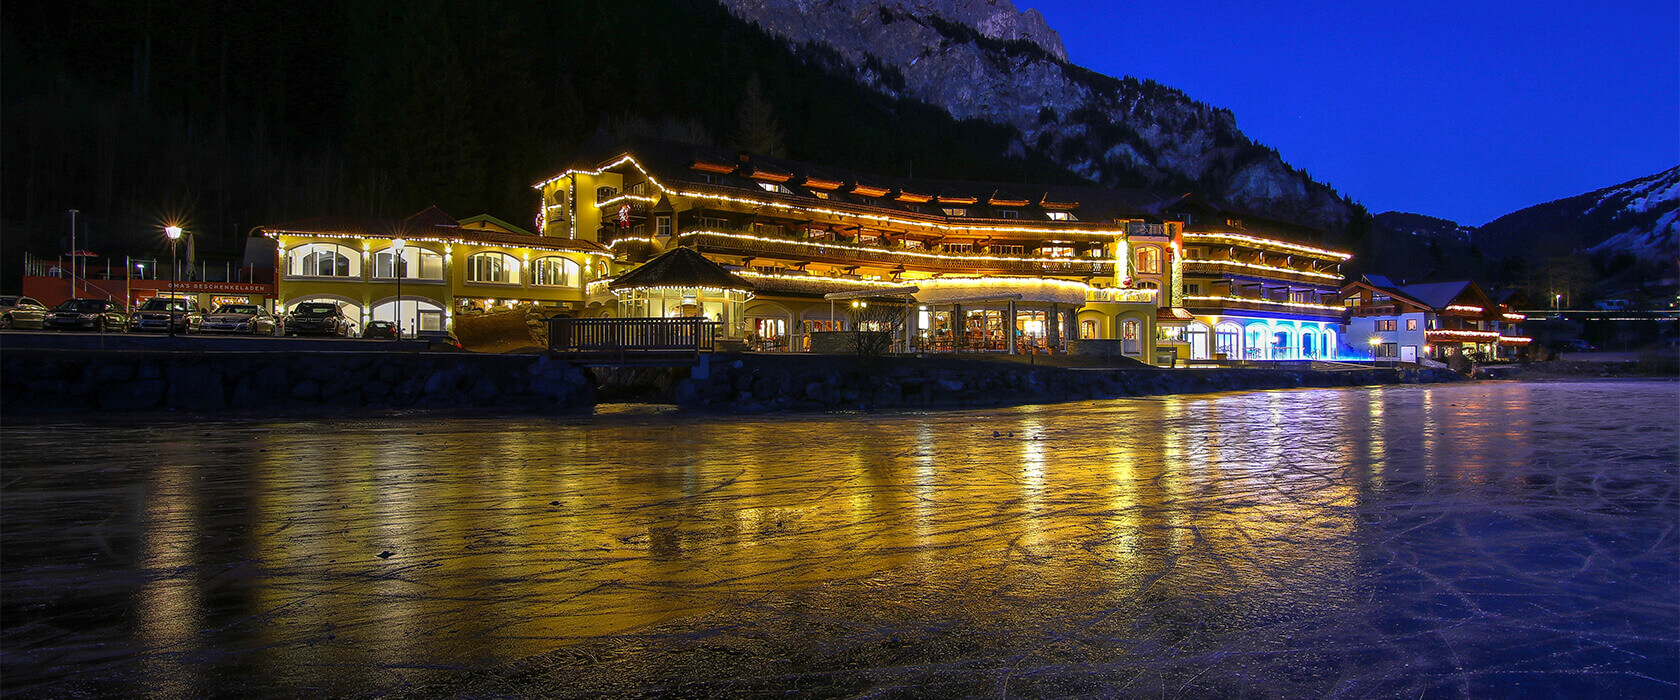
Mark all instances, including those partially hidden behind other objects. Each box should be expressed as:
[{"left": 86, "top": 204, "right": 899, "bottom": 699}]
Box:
[
  {"left": 942, "top": 207, "right": 968, "bottom": 217},
  {"left": 757, "top": 182, "right": 793, "bottom": 194},
  {"left": 998, "top": 210, "right": 1019, "bottom": 219},
  {"left": 1045, "top": 211, "right": 1075, "bottom": 221},
  {"left": 700, "top": 174, "right": 721, "bottom": 185}
]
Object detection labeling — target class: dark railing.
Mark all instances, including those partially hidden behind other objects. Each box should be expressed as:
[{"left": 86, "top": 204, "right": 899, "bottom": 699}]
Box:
[{"left": 548, "top": 317, "right": 720, "bottom": 363}]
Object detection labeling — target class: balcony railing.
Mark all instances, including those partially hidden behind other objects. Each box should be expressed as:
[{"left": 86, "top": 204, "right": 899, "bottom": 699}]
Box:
[
  {"left": 1181, "top": 259, "right": 1341, "bottom": 284},
  {"left": 678, "top": 230, "right": 1114, "bottom": 277},
  {"left": 1182, "top": 295, "right": 1344, "bottom": 319},
  {"left": 548, "top": 317, "right": 720, "bottom": 363}
]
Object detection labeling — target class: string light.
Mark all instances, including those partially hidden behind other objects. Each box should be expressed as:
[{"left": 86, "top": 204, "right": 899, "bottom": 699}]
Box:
[
  {"left": 681, "top": 230, "right": 1118, "bottom": 268},
  {"left": 1182, "top": 232, "right": 1351, "bottom": 260},
  {"left": 263, "top": 231, "right": 612, "bottom": 258},
  {"left": 1446, "top": 304, "right": 1484, "bottom": 313},
  {"left": 1426, "top": 329, "right": 1501, "bottom": 341},
  {"left": 1182, "top": 295, "right": 1344, "bottom": 312},
  {"left": 1181, "top": 259, "right": 1342, "bottom": 282},
  {"left": 1499, "top": 335, "right": 1533, "bottom": 344}
]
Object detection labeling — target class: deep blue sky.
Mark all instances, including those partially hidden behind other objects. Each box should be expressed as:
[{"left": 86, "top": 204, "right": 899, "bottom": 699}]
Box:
[{"left": 1032, "top": 1, "right": 1679, "bottom": 225}]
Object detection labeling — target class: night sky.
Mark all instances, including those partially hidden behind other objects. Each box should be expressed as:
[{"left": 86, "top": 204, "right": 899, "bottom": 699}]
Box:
[{"left": 1034, "top": 1, "right": 1679, "bottom": 225}]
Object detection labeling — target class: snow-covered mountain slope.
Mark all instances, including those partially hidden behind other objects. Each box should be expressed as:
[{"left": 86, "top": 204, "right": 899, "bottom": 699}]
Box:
[
  {"left": 1477, "top": 165, "right": 1679, "bottom": 263},
  {"left": 718, "top": 0, "right": 1358, "bottom": 232}
]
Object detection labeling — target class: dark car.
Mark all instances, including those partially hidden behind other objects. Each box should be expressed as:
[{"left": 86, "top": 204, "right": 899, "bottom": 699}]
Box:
[
  {"left": 0, "top": 295, "right": 49, "bottom": 329},
  {"left": 201, "top": 303, "right": 277, "bottom": 335},
  {"left": 284, "top": 302, "right": 353, "bottom": 337},
  {"left": 128, "top": 297, "right": 203, "bottom": 333},
  {"left": 44, "top": 298, "right": 127, "bottom": 332},
  {"left": 362, "top": 320, "right": 399, "bottom": 339}
]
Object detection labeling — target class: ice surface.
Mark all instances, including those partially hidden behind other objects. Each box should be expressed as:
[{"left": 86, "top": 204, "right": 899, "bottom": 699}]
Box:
[{"left": 2, "top": 381, "right": 1676, "bottom": 697}]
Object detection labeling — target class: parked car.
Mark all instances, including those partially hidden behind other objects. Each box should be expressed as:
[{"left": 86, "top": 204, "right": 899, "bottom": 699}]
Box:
[
  {"left": 44, "top": 298, "right": 128, "bottom": 332},
  {"left": 0, "top": 295, "right": 50, "bottom": 329},
  {"left": 284, "top": 302, "right": 353, "bottom": 337},
  {"left": 128, "top": 297, "right": 203, "bottom": 333},
  {"left": 1552, "top": 339, "right": 1597, "bottom": 353},
  {"left": 362, "top": 320, "right": 398, "bottom": 339},
  {"left": 201, "top": 303, "right": 277, "bottom": 335}
]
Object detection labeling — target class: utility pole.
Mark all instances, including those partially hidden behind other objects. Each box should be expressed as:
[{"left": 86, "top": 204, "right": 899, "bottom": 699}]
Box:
[{"left": 68, "top": 209, "right": 79, "bottom": 299}]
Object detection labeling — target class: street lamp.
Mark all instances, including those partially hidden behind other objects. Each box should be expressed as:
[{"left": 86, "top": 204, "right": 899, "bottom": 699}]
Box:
[
  {"left": 1554, "top": 293, "right": 1562, "bottom": 317},
  {"left": 164, "top": 226, "right": 183, "bottom": 337},
  {"left": 392, "top": 238, "right": 405, "bottom": 340}
]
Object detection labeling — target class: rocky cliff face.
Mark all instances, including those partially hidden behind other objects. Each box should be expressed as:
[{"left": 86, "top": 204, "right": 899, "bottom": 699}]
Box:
[{"left": 718, "top": 0, "right": 1357, "bottom": 232}]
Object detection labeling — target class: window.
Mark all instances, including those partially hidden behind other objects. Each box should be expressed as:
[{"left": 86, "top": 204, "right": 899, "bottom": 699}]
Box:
[
  {"left": 627, "top": 181, "right": 648, "bottom": 196},
  {"left": 1121, "top": 319, "right": 1141, "bottom": 355},
  {"left": 1215, "top": 323, "right": 1242, "bottom": 358},
  {"left": 757, "top": 182, "right": 792, "bottom": 194},
  {"left": 1406, "top": 319, "right": 1418, "bottom": 331},
  {"left": 466, "top": 252, "right": 520, "bottom": 284},
  {"left": 944, "top": 243, "right": 974, "bottom": 254},
  {"left": 1345, "top": 297, "right": 1361, "bottom": 307},
  {"left": 1376, "top": 343, "right": 1399, "bottom": 358},
  {"left": 531, "top": 257, "right": 580, "bottom": 287},
  {"left": 1376, "top": 320, "right": 1397, "bottom": 332},
  {"left": 1135, "top": 281, "right": 1159, "bottom": 290},
  {"left": 988, "top": 244, "right": 1024, "bottom": 255},
  {"left": 700, "top": 174, "right": 721, "bottom": 185},
  {"left": 701, "top": 216, "right": 729, "bottom": 229},
  {"left": 1040, "top": 246, "right": 1074, "bottom": 258},
  {"left": 812, "top": 191, "right": 829, "bottom": 200},
  {"left": 1080, "top": 319, "right": 1099, "bottom": 339},
  {"left": 942, "top": 207, "right": 968, "bottom": 217},
  {"left": 596, "top": 186, "right": 617, "bottom": 201},
  {"left": 373, "top": 246, "right": 443, "bottom": 280},
  {"left": 902, "top": 239, "right": 923, "bottom": 249},
  {"left": 751, "top": 222, "right": 785, "bottom": 237},
  {"left": 1185, "top": 284, "right": 1201, "bottom": 295},
  {"left": 656, "top": 216, "right": 671, "bottom": 237},
  {"left": 1135, "top": 246, "right": 1162, "bottom": 274},
  {"left": 286, "top": 243, "right": 359, "bottom": 278},
  {"left": 1045, "top": 211, "right": 1076, "bottom": 221},
  {"left": 1184, "top": 247, "right": 1203, "bottom": 259},
  {"left": 998, "top": 209, "right": 1019, "bottom": 219}
]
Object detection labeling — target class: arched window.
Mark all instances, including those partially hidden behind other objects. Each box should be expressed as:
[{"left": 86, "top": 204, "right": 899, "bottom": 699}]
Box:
[
  {"left": 1300, "top": 329, "right": 1317, "bottom": 359},
  {"left": 1080, "top": 318, "right": 1099, "bottom": 340},
  {"left": 1135, "top": 246, "right": 1161, "bottom": 274},
  {"left": 1135, "top": 280, "right": 1159, "bottom": 290},
  {"left": 1245, "top": 325, "right": 1270, "bottom": 359},
  {"left": 1323, "top": 328, "right": 1339, "bottom": 360},
  {"left": 530, "top": 256, "right": 580, "bottom": 287},
  {"left": 286, "top": 243, "right": 359, "bottom": 278},
  {"left": 466, "top": 252, "right": 520, "bottom": 284},
  {"left": 373, "top": 246, "right": 444, "bottom": 280},
  {"left": 1215, "top": 322, "right": 1242, "bottom": 359},
  {"left": 1187, "top": 322, "right": 1211, "bottom": 360}
]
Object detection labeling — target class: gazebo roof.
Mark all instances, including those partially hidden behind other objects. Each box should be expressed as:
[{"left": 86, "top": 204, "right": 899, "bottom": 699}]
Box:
[{"left": 608, "top": 246, "right": 754, "bottom": 292}]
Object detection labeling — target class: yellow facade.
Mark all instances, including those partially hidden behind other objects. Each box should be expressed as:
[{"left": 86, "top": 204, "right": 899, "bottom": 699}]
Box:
[{"left": 261, "top": 211, "right": 611, "bottom": 335}]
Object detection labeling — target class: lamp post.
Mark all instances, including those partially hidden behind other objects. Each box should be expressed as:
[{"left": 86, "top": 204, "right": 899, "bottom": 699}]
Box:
[
  {"left": 1554, "top": 293, "right": 1562, "bottom": 318},
  {"left": 392, "top": 238, "right": 405, "bottom": 340},
  {"left": 165, "top": 226, "right": 183, "bottom": 337}
]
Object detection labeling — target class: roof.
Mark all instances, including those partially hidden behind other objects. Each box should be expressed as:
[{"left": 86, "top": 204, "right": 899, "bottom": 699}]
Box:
[
  {"left": 609, "top": 246, "right": 754, "bottom": 291},
  {"left": 258, "top": 208, "right": 606, "bottom": 255},
  {"left": 1157, "top": 307, "right": 1196, "bottom": 322},
  {"left": 1399, "top": 281, "right": 1476, "bottom": 310}
]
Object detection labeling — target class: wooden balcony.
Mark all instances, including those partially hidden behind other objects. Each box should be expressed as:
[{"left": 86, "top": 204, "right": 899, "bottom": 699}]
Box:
[
  {"left": 1181, "top": 259, "right": 1341, "bottom": 286},
  {"left": 678, "top": 231, "right": 1114, "bottom": 277}
]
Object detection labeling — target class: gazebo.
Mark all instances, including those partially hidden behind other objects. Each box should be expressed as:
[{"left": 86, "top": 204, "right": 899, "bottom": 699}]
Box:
[{"left": 609, "top": 246, "right": 755, "bottom": 338}]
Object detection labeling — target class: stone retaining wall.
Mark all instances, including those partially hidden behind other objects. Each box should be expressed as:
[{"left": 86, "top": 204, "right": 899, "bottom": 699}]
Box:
[
  {"left": 672, "top": 353, "right": 1465, "bottom": 412},
  {"left": 1, "top": 349, "right": 594, "bottom": 414}
]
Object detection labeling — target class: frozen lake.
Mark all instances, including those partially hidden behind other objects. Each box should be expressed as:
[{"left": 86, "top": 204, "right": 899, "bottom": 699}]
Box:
[{"left": 3, "top": 381, "right": 1676, "bottom": 697}]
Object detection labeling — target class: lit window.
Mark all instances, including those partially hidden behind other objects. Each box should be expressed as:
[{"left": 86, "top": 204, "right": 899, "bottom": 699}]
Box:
[
  {"left": 757, "top": 182, "right": 792, "bottom": 194},
  {"left": 1046, "top": 211, "right": 1076, "bottom": 221},
  {"left": 1406, "top": 319, "right": 1418, "bottom": 331},
  {"left": 531, "top": 257, "right": 580, "bottom": 287},
  {"left": 286, "top": 243, "right": 359, "bottom": 278},
  {"left": 656, "top": 216, "right": 671, "bottom": 237},
  {"left": 1135, "top": 246, "right": 1161, "bottom": 274},
  {"left": 942, "top": 207, "right": 967, "bottom": 217},
  {"left": 466, "top": 252, "right": 520, "bottom": 284}
]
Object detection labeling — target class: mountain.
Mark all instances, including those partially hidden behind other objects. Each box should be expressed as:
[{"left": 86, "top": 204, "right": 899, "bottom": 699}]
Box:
[
  {"left": 717, "top": 0, "right": 1360, "bottom": 233},
  {"left": 1373, "top": 212, "right": 1475, "bottom": 245},
  {"left": 1476, "top": 165, "right": 1679, "bottom": 264}
]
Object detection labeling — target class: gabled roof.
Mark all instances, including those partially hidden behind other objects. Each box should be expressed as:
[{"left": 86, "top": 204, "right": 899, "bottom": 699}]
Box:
[
  {"left": 457, "top": 214, "right": 533, "bottom": 236},
  {"left": 1400, "top": 281, "right": 1488, "bottom": 311},
  {"left": 608, "top": 246, "right": 753, "bottom": 291}
]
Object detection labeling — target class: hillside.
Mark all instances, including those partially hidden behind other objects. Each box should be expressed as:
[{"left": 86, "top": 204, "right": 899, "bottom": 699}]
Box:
[
  {"left": 1476, "top": 165, "right": 1679, "bottom": 263},
  {"left": 718, "top": 0, "right": 1361, "bottom": 233}
]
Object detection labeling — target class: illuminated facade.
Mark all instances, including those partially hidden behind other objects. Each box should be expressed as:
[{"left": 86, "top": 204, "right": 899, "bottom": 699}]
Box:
[
  {"left": 537, "top": 140, "right": 1185, "bottom": 359},
  {"left": 1341, "top": 275, "right": 1531, "bottom": 361},
  {"left": 258, "top": 208, "right": 610, "bottom": 336}
]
